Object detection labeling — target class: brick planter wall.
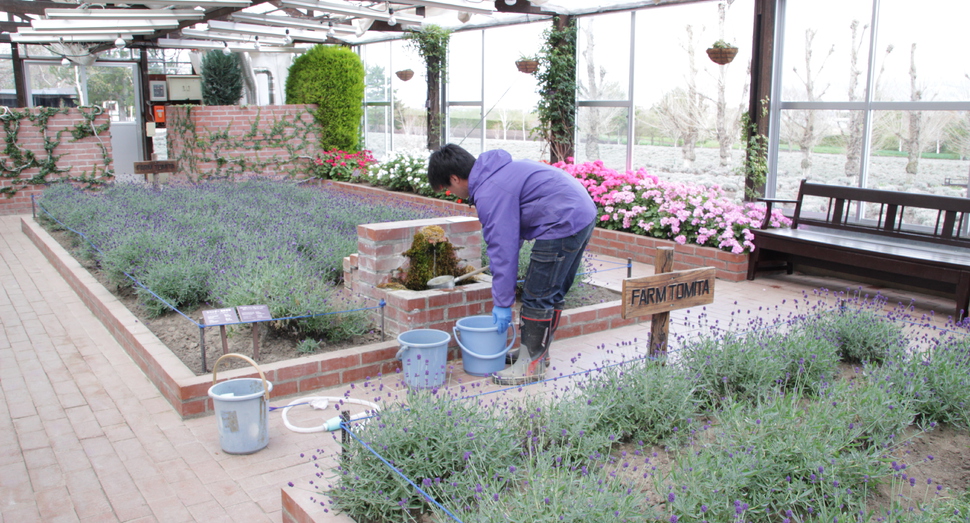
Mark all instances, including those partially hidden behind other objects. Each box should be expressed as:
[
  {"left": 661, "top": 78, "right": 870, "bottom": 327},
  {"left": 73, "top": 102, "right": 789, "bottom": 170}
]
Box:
[
  {"left": 325, "top": 180, "right": 749, "bottom": 281},
  {"left": 0, "top": 107, "right": 113, "bottom": 216}
]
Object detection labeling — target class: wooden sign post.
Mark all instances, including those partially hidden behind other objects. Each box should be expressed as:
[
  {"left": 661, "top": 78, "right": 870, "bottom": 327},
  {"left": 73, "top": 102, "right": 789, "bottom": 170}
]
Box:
[
  {"left": 236, "top": 305, "right": 272, "bottom": 361},
  {"left": 621, "top": 247, "right": 716, "bottom": 357},
  {"left": 201, "top": 307, "right": 240, "bottom": 372},
  {"left": 134, "top": 160, "right": 177, "bottom": 185}
]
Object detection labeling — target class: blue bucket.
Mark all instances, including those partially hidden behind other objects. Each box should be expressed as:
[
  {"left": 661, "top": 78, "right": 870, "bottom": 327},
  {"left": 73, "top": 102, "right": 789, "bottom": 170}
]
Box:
[
  {"left": 208, "top": 354, "right": 273, "bottom": 455},
  {"left": 453, "top": 316, "right": 517, "bottom": 376},
  {"left": 396, "top": 329, "right": 451, "bottom": 389}
]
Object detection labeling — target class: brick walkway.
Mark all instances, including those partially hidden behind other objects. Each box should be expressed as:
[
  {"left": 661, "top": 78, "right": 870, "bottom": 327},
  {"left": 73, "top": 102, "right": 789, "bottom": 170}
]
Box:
[{"left": 0, "top": 214, "right": 956, "bottom": 522}]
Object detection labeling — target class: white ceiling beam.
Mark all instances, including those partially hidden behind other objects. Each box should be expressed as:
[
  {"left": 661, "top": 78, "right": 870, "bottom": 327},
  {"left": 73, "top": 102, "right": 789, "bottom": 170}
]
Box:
[
  {"left": 180, "top": 29, "right": 289, "bottom": 45},
  {"left": 15, "top": 27, "right": 157, "bottom": 37},
  {"left": 157, "top": 37, "right": 308, "bottom": 53},
  {"left": 44, "top": 8, "right": 205, "bottom": 20},
  {"left": 99, "top": 1, "right": 252, "bottom": 7},
  {"left": 11, "top": 33, "right": 135, "bottom": 43},
  {"left": 280, "top": 0, "right": 423, "bottom": 26},
  {"left": 204, "top": 20, "right": 346, "bottom": 42},
  {"left": 397, "top": 0, "right": 495, "bottom": 16},
  {"left": 31, "top": 19, "right": 179, "bottom": 31},
  {"left": 230, "top": 13, "right": 355, "bottom": 34}
]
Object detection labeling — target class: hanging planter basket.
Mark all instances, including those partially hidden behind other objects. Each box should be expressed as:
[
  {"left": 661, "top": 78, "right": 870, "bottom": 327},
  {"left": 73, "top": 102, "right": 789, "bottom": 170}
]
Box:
[
  {"left": 706, "top": 47, "right": 739, "bottom": 65},
  {"left": 515, "top": 59, "right": 539, "bottom": 74},
  {"left": 395, "top": 69, "right": 414, "bottom": 81}
]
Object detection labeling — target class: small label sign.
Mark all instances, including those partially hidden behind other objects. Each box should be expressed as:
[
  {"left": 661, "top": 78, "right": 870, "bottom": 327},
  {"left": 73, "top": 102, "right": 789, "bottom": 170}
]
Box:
[
  {"left": 134, "top": 160, "right": 177, "bottom": 174},
  {"left": 622, "top": 267, "right": 716, "bottom": 319},
  {"left": 202, "top": 308, "right": 239, "bottom": 326},
  {"left": 237, "top": 304, "right": 272, "bottom": 322}
]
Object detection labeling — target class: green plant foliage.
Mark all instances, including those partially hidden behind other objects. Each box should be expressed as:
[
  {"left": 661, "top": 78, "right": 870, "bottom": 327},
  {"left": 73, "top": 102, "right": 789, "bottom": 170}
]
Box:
[
  {"left": 811, "top": 306, "right": 907, "bottom": 364},
  {"left": 331, "top": 391, "right": 522, "bottom": 522},
  {"left": 404, "top": 25, "right": 451, "bottom": 150},
  {"left": 200, "top": 50, "right": 243, "bottom": 106},
  {"left": 285, "top": 44, "right": 364, "bottom": 151},
  {"left": 533, "top": 16, "right": 577, "bottom": 163},
  {"left": 880, "top": 333, "right": 970, "bottom": 428},
  {"left": 736, "top": 96, "right": 769, "bottom": 201},
  {"left": 38, "top": 180, "right": 444, "bottom": 340},
  {"left": 400, "top": 226, "right": 466, "bottom": 291}
]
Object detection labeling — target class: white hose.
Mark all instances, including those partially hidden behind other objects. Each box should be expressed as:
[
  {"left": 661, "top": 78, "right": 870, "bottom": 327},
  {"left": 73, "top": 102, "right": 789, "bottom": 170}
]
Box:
[{"left": 280, "top": 396, "right": 380, "bottom": 433}]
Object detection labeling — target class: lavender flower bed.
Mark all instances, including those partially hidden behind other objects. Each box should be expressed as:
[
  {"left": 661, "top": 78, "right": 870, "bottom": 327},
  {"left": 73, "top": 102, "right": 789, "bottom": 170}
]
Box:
[
  {"left": 314, "top": 295, "right": 970, "bottom": 523},
  {"left": 38, "top": 180, "right": 446, "bottom": 340}
]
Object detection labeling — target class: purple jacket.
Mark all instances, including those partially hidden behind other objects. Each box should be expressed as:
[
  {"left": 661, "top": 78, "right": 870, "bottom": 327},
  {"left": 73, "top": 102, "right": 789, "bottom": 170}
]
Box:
[{"left": 468, "top": 150, "right": 596, "bottom": 308}]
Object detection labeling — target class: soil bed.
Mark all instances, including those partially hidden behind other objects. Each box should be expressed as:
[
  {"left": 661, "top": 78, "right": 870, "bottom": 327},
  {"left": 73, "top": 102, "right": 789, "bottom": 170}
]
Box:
[{"left": 48, "top": 228, "right": 619, "bottom": 375}]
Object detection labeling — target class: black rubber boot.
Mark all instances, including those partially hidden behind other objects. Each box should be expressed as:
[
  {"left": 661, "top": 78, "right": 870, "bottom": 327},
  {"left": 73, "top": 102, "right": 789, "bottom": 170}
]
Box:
[
  {"left": 493, "top": 306, "right": 554, "bottom": 385},
  {"left": 507, "top": 301, "right": 563, "bottom": 364}
]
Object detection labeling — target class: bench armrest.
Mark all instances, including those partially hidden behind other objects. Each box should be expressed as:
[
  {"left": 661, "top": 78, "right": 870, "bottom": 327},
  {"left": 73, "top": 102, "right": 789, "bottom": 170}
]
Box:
[{"left": 757, "top": 198, "right": 798, "bottom": 229}]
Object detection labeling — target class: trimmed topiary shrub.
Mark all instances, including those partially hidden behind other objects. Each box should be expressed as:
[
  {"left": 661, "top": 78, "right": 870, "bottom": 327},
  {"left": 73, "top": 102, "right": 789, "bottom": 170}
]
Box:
[
  {"left": 285, "top": 44, "right": 364, "bottom": 151},
  {"left": 200, "top": 50, "right": 242, "bottom": 106}
]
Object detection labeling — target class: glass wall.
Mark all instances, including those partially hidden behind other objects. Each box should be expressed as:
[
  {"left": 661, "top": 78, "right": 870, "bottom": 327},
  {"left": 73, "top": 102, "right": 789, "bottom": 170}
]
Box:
[
  {"left": 632, "top": 0, "right": 753, "bottom": 192},
  {"left": 771, "top": 0, "right": 970, "bottom": 199}
]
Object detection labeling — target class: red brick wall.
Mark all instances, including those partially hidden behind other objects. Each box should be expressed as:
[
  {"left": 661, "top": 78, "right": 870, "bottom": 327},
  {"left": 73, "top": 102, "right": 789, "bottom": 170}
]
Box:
[
  {"left": 0, "top": 107, "right": 112, "bottom": 216},
  {"left": 165, "top": 104, "right": 323, "bottom": 182}
]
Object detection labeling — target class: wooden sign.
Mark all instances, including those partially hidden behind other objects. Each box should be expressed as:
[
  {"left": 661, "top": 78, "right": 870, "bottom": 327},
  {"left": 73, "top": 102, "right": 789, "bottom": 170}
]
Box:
[
  {"left": 237, "top": 304, "right": 271, "bottom": 322},
  {"left": 134, "top": 160, "right": 177, "bottom": 174},
  {"left": 621, "top": 267, "right": 716, "bottom": 319},
  {"left": 202, "top": 307, "right": 239, "bottom": 326},
  {"left": 622, "top": 247, "right": 716, "bottom": 358}
]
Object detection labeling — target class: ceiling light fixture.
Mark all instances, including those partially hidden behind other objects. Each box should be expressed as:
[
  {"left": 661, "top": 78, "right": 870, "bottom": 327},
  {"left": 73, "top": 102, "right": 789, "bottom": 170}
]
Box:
[
  {"left": 505, "top": 0, "right": 516, "bottom": 5},
  {"left": 283, "top": 28, "right": 293, "bottom": 45},
  {"left": 327, "top": 22, "right": 335, "bottom": 38},
  {"left": 114, "top": 34, "right": 125, "bottom": 48},
  {"left": 387, "top": 4, "right": 397, "bottom": 26},
  {"left": 222, "top": 41, "right": 231, "bottom": 55},
  {"left": 253, "top": 35, "right": 260, "bottom": 50},
  {"left": 61, "top": 56, "right": 71, "bottom": 66}
]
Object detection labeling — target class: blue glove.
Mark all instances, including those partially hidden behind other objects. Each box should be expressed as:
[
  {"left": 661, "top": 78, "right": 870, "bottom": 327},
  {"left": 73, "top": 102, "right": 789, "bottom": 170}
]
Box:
[{"left": 492, "top": 306, "right": 512, "bottom": 333}]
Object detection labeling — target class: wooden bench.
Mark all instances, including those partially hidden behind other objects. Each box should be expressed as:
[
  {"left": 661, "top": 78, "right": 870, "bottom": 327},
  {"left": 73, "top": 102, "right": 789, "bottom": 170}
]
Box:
[{"left": 747, "top": 179, "right": 970, "bottom": 318}]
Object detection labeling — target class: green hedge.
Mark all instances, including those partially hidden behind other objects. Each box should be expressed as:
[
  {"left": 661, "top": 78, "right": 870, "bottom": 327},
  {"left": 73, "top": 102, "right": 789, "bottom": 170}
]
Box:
[{"left": 285, "top": 44, "right": 364, "bottom": 151}]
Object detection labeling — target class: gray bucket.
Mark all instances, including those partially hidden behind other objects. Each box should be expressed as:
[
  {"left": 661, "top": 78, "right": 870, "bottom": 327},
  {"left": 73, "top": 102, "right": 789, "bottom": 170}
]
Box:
[
  {"left": 208, "top": 354, "right": 273, "bottom": 455},
  {"left": 396, "top": 329, "right": 450, "bottom": 389}
]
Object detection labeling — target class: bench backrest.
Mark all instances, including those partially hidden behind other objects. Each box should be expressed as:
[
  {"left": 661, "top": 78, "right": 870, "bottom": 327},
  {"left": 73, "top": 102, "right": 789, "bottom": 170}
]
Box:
[{"left": 793, "top": 180, "right": 970, "bottom": 248}]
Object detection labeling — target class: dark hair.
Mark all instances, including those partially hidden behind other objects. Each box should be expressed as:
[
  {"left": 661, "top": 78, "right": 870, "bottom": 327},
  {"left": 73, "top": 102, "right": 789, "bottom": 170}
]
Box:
[{"left": 427, "top": 143, "right": 477, "bottom": 191}]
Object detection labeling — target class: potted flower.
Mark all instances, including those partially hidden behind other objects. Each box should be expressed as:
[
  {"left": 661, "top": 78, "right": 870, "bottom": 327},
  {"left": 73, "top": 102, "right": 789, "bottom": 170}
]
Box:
[
  {"left": 514, "top": 54, "right": 539, "bottom": 74},
  {"left": 706, "top": 39, "right": 738, "bottom": 65}
]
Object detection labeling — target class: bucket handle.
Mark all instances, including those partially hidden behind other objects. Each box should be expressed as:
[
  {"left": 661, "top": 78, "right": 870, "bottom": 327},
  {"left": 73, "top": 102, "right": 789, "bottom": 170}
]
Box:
[
  {"left": 211, "top": 353, "right": 270, "bottom": 400},
  {"left": 453, "top": 324, "right": 517, "bottom": 360}
]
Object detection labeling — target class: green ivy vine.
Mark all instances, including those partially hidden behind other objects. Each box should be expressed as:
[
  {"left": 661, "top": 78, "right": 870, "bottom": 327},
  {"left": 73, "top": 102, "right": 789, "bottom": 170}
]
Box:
[
  {"left": 533, "top": 15, "right": 577, "bottom": 164},
  {"left": 0, "top": 105, "right": 113, "bottom": 198},
  {"left": 166, "top": 105, "right": 323, "bottom": 182}
]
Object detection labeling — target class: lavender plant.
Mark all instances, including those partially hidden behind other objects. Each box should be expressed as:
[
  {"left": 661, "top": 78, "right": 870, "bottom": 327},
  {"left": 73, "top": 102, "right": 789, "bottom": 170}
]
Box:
[{"left": 38, "top": 180, "right": 444, "bottom": 338}]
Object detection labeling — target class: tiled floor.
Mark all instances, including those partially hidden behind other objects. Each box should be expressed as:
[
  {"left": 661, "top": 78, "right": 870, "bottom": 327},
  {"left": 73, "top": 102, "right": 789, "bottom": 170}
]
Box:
[{"left": 0, "top": 214, "right": 959, "bottom": 522}]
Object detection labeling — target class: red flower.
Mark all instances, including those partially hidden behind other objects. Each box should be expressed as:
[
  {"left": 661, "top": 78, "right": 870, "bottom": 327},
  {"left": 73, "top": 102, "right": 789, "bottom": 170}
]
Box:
[
  {"left": 445, "top": 190, "right": 451, "bottom": 196},
  {"left": 456, "top": 198, "right": 462, "bottom": 204}
]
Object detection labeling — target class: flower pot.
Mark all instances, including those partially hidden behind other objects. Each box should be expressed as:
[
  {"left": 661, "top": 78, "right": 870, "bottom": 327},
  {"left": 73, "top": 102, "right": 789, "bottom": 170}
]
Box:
[
  {"left": 395, "top": 69, "right": 414, "bottom": 81},
  {"left": 706, "top": 47, "right": 739, "bottom": 65},
  {"left": 515, "top": 59, "right": 539, "bottom": 74}
]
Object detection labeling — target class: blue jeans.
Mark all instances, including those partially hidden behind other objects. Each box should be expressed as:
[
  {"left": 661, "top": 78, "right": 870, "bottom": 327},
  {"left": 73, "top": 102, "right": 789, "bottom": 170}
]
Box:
[{"left": 521, "top": 220, "right": 595, "bottom": 310}]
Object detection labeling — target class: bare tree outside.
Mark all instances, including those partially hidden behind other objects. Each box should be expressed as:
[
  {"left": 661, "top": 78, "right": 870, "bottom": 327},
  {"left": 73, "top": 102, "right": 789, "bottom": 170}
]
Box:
[
  {"left": 653, "top": 24, "right": 706, "bottom": 169},
  {"left": 905, "top": 43, "right": 922, "bottom": 174},
  {"left": 844, "top": 20, "right": 868, "bottom": 178},
  {"left": 578, "top": 19, "right": 625, "bottom": 160},
  {"left": 790, "top": 29, "right": 834, "bottom": 178},
  {"left": 711, "top": 0, "right": 740, "bottom": 167}
]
